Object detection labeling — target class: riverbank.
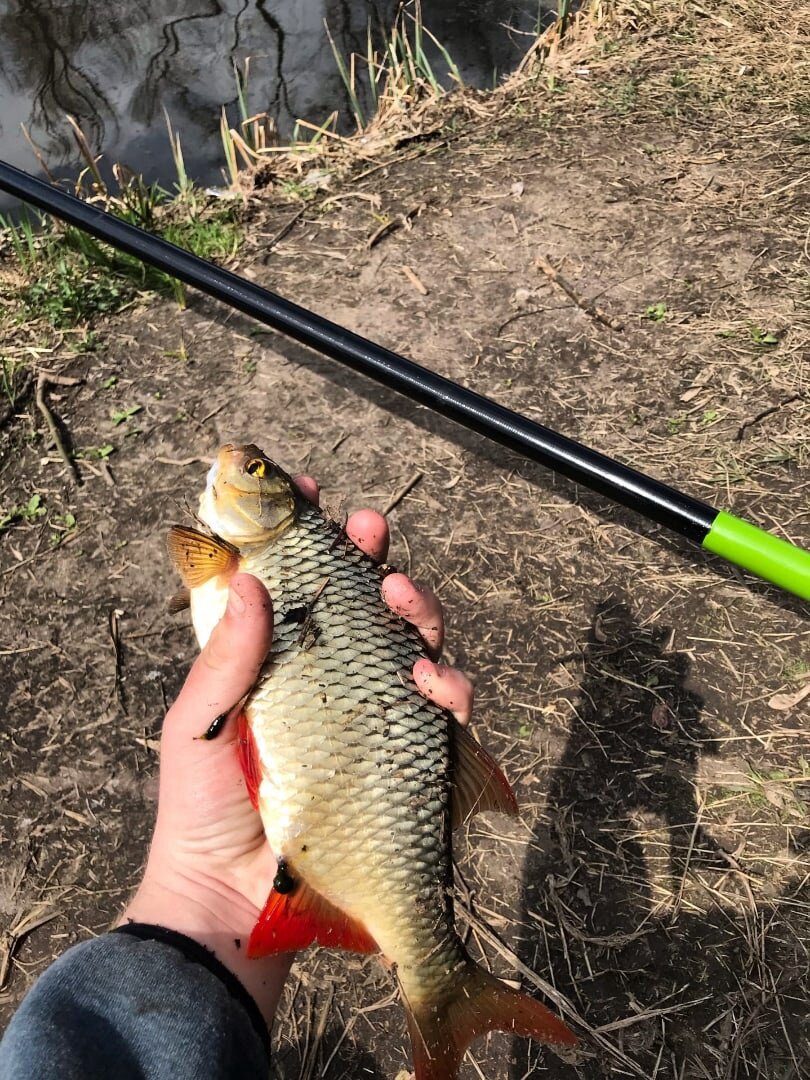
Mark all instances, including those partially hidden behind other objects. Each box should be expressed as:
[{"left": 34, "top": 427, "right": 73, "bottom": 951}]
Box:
[{"left": 1, "top": 4, "right": 808, "bottom": 1077}]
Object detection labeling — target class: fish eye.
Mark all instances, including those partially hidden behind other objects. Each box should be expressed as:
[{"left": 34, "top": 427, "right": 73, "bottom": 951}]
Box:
[{"left": 245, "top": 458, "right": 266, "bottom": 478}]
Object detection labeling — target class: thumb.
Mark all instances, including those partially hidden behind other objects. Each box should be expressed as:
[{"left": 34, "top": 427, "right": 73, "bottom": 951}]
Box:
[{"left": 166, "top": 573, "right": 273, "bottom": 739}]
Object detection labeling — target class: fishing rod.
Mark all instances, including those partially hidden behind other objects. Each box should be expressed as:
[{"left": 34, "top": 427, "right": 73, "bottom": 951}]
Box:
[{"left": 1, "top": 160, "right": 808, "bottom": 602}]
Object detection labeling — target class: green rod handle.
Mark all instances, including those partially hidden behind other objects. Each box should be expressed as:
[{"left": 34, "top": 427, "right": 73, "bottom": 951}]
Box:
[{"left": 703, "top": 511, "right": 810, "bottom": 601}]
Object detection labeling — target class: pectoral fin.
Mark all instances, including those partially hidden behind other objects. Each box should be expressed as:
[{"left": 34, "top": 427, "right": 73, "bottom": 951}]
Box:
[{"left": 167, "top": 525, "right": 240, "bottom": 588}]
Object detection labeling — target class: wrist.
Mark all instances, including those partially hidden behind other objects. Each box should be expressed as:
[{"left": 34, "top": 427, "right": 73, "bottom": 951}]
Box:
[{"left": 120, "top": 871, "right": 292, "bottom": 1027}]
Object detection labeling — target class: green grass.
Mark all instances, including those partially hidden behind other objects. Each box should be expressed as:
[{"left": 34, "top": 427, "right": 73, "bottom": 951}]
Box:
[
  {"left": 599, "top": 77, "right": 640, "bottom": 114},
  {"left": 0, "top": 108, "right": 242, "bottom": 330},
  {"left": 110, "top": 404, "right": 142, "bottom": 426},
  {"left": 15, "top": 242, "right": 138, "bottom": 328},
  {"left": 76, "top": 443, "right": 115, "bottom": 460},
  {"left": 49, "top": 511, "right": 76, "bottom": 547},
  {"left": 747, "top": 323, "right": 780, "bottom": 348},
  {"left": 1, "top": 357, "right": 26, "bottom": 409},
  {"left": 0, "top": 492, "right": 46, "bottom": 533},
  {"left": 326, "top": 2, "right": 463, "bottom": 134},
  {"left": 645, "top": 302, "right": 668, "bottom": 322},
  {"left": 161, "top": 216, "right": 241, "bottom": 261},
  {"left": 1, "top": 200, "right": 242, "bottom": 330}
]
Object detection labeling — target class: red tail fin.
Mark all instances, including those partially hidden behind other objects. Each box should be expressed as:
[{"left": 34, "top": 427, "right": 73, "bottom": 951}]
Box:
[{"left": 404, "top": 964, "right": 576, "bottom": 1080}]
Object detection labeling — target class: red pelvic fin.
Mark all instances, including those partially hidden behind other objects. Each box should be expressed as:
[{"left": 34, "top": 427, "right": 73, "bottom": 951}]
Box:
[
  {"left": 404, "top": 963, "right": 576, "bottom": 1080},
  {"left": 452, "top": 725, "right": 519, "bottom": 828},
  {"left": 236, "top": 711, "right": 261, "bottom": 811},
  {"left": 248, "top": 875, "right": 379, "bottom": 958}
]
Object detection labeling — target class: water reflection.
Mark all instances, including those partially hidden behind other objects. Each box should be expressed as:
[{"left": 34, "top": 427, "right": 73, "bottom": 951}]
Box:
[{"left": 0, "top": 0, "right": 548, "bottom": 197}]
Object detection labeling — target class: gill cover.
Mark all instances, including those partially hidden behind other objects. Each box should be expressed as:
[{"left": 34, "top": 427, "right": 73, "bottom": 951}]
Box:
[{"left": 199, "top": 443, "right": 300, "bottom": 544}]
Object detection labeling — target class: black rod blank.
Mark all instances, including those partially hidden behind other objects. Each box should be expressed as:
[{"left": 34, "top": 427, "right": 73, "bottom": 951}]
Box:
[{"left": 0, "top": 161, "right": 717, "bottom": 543}]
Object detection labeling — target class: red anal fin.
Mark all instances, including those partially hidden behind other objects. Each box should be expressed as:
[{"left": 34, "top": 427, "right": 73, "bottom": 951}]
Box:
[
  {"left": 248, "top": 876, "right": 378, "bottom": 958},
  {"left": 452, "top": 725, "right": 519, "bottom": 829},
  {"left": 236, "top": 711, "right": 261, "bottom": 811}
]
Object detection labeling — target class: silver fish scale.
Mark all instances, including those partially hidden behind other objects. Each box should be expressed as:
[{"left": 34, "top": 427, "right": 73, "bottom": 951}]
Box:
[{"left": 241, "top": 501, "right": 468, "bottom": 1000}]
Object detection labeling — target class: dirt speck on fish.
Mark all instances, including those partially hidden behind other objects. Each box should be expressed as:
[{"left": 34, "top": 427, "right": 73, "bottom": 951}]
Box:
[{"left": 168, "top": 443, "right": 577, "bottom": 1078}]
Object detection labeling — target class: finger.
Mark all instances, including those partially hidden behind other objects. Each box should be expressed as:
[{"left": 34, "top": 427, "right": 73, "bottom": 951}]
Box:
[
  {"left": 166, "top": 574, "right": 273, "bottom": 739},
  {"left": 412, "top": 659, "right": 474, "bottom": 727},
  {"left": 293, "top": 474, "right": 320, "bottom": 505},
  {"left": 346, "top": 509, "right": 389, "bottom": 563},
  {"left": 381, "top": 573, "right": 443, "bottom": 657}
]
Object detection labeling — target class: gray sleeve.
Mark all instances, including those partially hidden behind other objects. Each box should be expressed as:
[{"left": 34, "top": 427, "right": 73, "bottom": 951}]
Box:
[{"left": 0, "top": 927, "right": 270, "bottom": 1080}]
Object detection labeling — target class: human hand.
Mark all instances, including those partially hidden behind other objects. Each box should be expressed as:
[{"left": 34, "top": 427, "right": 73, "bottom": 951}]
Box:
[{"left": 121, "top": 477, "right": 474, "bottom": 1025}]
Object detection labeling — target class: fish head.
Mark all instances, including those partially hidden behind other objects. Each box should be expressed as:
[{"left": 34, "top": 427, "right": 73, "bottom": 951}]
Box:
[{"left": 199, "top": 443, "right": 299, "bottom": 544}]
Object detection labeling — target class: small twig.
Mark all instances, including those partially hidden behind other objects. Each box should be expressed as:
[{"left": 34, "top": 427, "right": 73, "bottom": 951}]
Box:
[
  {"left": 108, "top": 608, "right": 126, "bottom": 714},
  {"left": 496, "top": 304, "right": 567, "bottom": 337},
  {"left": 0, "top": 908, "right": 58, "bottom": 991},
  {"left": 594, "top": 996, "right": 711, "bottom": 1034},
  {"left": 688, "top": 2, "right": 734, "bottom": 28},
  {"left": 352, "top": 136, "right": 450, "bottom": 183},
  {"left": 535, "top": 255, "right": 624, "bottom": 331},
  {"left": 319, "top": 192, "right": 381, "bottom": 211},
  {"left": 401, "top": 265, "right": 428, "bottom": 295},
  {"left": 259, "top": 207, "right": 307, "bottom": 262},
  {"left": 300, "top": 984, "right": 334, "bottom": 1080},
  {"left": 21, "top": 125, "right": 58, "bottom": 183},
  {"left": 0, "top": 642, "right": 48, "bottom": 656},
  {"left": 671, "top": 791, "right": 705, "bottom": 918},
  {"left": 0, "top": 525, "right": 89, "bottom": 578},
  {"left": 200, "top": 401, "right": 228, "bottom": 425},
  {"left": 154, "top": 456, "right": 213, "bottom": 467},
  {"left": 368, "top": 203, "right": 425, "bottom": 249},
  {"left": 762, "top": 171, "right": 809, "bottom": 200},
  {"left": 382, "top": 470, "right": 423, "bottom": 516},
  {"left": 546, "top": 876, "right": 655, "bottom": 948},
  {"left": 368, "top": 218, "right": 397, "bottom": 249},
  {"left": 319, "top": 988, "right": 399, "bottom": 1077},
  {"left": 35, "top": 372, "right": 81, "bottom": 483},
  {"left": 134, "top": 736, "right": 161, "bottom": 753},
  {"left": 298, "top": 577, "right": 330, "bottom": 647},
  {"left": 735, "top": 394, "right": 802, "bottom": 441},
  {"left": 99, "top": 459, "right": 115, "bottom": 488}
]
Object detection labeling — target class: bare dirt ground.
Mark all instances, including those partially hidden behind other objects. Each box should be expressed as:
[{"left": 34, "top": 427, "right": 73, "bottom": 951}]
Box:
[{"left": 1, "top": 4, "right": 808, "bottom": 1078}]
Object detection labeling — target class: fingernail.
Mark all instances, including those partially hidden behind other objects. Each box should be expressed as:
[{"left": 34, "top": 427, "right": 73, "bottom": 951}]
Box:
[{"left": 227, "top": 579, "right": 246, "bottom": 616}]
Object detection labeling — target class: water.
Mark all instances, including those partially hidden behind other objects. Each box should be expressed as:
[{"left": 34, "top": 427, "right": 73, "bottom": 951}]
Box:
[{"left": 0, "top": 0, "right": 552, "bottom": 205}]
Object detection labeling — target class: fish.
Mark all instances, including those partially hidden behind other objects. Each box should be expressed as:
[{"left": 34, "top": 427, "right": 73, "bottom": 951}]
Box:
[{"left": 168, "top": 442, "right": 577, "bottom": 1078}]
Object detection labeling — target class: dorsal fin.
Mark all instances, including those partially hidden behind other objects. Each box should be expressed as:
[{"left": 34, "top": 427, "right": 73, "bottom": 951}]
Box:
[
  {"left": 167, "top": 525, "right": 240, "bottom": 588},
  {"left": 452, "top": 725, "right": 519, "bottom": 829},
  {"left": 248, "top": 876, "right": 378, "bottom": 958}
]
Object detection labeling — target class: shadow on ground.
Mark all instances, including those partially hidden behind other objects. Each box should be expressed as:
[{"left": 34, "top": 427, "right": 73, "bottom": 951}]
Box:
[{"left": 510, "top": 598, "right": 808, "bottom": 1078}]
